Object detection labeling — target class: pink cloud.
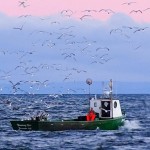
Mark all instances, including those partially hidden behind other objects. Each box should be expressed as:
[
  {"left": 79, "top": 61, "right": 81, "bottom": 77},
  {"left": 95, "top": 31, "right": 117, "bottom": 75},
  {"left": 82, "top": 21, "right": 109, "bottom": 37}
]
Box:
[{"left": 0, "top": 0, "right": 150, "bottom": 22}]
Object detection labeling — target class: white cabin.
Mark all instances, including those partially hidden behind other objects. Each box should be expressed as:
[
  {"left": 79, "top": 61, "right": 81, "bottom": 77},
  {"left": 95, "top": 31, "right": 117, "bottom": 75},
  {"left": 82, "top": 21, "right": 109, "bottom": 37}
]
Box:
[{"left": 90, "top": 96, "right": 123, "bottom": 118}]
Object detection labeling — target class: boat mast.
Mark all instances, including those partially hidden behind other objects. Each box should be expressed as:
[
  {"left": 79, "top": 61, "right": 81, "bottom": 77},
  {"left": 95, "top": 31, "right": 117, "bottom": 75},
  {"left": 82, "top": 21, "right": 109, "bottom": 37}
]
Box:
[{"left": 109, "top": 79, "right": 113, "bottom": 100}]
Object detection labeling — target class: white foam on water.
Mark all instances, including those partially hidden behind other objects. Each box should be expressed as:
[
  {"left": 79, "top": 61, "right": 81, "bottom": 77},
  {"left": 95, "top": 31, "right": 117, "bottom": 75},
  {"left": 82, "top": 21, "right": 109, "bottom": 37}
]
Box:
[{"left": 122, "top": 120, "right": 142, "bottom": 130}]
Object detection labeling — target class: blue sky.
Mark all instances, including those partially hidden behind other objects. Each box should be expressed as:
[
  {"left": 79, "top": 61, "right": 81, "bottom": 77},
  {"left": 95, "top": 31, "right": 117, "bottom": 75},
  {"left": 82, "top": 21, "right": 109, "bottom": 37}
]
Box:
[{"left": 0, "top": 12, "right": 150, "bottom": 94}]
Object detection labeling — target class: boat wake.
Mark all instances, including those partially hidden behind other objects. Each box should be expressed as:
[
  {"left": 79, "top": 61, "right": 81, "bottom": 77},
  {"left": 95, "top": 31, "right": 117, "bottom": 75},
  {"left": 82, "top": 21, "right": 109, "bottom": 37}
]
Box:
[{"left": 122, "top": 120, "right": 142, "bottom": 130}]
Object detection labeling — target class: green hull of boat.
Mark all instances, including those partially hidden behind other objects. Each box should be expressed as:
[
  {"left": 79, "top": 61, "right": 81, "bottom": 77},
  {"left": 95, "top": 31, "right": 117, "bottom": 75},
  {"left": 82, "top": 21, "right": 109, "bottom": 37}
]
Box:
[{"left": 10, "top": 116, "right": 124, "bottom": 131}]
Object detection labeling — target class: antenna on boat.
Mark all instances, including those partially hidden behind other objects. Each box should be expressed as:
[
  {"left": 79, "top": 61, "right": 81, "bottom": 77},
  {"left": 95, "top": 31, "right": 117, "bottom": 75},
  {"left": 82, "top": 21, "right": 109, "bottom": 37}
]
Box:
[
  {"left": 109, "top": 79, "right": 113, "bottom": 100},
  {"left": 86, "top": 78, "right": 92, "bottom": 100}
]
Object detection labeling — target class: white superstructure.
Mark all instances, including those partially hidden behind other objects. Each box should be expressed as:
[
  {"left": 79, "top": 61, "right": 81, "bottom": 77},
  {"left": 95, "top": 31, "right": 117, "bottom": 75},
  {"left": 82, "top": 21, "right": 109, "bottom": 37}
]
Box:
[
  {"left": 90, "top": 98, "right": 123, "bottom": 118},
  {"left": 88, "top": 79, "right": 123, "bottom": 119}
]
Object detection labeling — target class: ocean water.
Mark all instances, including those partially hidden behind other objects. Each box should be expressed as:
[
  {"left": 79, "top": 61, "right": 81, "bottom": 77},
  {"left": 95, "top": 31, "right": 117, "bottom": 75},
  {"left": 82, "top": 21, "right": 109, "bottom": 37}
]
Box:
[{"left": 0, "top": 94, "right": 150, "bottom": 150}]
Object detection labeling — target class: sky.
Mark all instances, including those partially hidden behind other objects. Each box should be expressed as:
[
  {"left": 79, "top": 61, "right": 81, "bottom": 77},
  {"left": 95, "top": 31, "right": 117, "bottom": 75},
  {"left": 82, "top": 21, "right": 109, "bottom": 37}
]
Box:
[{"left": 0, "top": 0, "right": 150, "bottom": 94}]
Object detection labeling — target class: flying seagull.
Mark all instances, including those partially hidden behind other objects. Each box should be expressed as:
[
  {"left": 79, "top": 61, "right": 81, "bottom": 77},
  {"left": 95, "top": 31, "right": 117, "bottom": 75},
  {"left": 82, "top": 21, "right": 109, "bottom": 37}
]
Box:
[
  {"left": 18, "top": 1, "right": 30, "bottom": 8},
  {"left": 13, "top": 22, "right": 26, "bottom": 30},
  {"left": 130, "top": 10, "right": 142, "bottom": 14},
  {"left": 80, "top": 15, "right": 92, "bottom": 20},
  {"left": 122, "top": 2, "right": 136, "bottom": 5}
]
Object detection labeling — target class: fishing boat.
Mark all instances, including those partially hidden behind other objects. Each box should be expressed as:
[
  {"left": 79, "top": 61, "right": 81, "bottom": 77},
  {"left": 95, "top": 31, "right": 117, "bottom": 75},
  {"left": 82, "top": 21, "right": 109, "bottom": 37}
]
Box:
[{"left": 10, "top": 79, "right": 125, "bottom": 131}]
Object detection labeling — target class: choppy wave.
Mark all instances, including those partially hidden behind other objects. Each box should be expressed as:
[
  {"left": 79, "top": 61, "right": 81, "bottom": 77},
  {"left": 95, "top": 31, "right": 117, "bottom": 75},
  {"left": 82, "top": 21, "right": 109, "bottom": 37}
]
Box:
[{"left": 0, "top": 94, "right": 150, "bottom": 150}]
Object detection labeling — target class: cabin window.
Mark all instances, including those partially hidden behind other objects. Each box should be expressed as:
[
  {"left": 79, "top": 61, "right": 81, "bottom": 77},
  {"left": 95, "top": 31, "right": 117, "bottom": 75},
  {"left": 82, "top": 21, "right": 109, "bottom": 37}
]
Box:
[
  {"left": 114, "top": 101, "right": 117, "bottom": 108},
  {"left": 94, "top": 102, "right": 97, "bottom": 107}
]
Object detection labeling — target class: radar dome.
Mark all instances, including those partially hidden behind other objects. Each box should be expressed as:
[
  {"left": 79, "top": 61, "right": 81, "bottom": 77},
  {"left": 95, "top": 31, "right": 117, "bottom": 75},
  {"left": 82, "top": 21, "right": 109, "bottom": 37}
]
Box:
[{"left": 86, "top": 78, "right": 92, "bottom": 85}]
